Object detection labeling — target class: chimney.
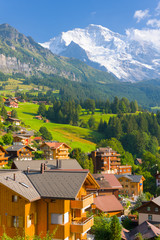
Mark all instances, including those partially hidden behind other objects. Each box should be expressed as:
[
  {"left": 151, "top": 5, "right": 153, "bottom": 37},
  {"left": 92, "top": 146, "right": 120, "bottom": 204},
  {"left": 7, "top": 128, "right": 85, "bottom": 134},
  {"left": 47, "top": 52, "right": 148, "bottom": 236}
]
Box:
[
  {"left": 27, "top": 166, "right": 30, "bottom": 173},
  {"left": 13, "top": 173, "right": 16, "bottom": 181},
  {"left": 41, "top": 163, "right": 45, "bottom": 174},
  {"left": 59, "top": 160, "right": 62, "bottom": 169},
  {"left": 56, "top": 159, "right": 59, "bottom": 168}
]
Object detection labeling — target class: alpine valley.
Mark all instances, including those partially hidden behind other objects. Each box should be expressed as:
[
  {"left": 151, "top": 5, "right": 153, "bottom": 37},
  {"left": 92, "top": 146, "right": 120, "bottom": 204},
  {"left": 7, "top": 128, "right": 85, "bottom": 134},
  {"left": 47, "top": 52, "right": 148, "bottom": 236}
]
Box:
[{"left": 1, "top": 23, "right": 160, "bottom": 108}]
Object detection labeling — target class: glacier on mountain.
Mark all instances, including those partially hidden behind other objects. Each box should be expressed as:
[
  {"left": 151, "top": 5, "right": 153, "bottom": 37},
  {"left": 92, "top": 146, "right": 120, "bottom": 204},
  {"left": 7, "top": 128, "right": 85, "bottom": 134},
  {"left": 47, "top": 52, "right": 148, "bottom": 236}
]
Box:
[{"left": 40, "top": 24, "right": 160, "bottom": 82}]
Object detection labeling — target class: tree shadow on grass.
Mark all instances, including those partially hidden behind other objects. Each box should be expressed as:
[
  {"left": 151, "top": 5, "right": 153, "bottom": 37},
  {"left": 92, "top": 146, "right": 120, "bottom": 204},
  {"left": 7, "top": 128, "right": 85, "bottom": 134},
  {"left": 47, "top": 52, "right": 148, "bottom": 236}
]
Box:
[
  {"left": 22, "top": 112, "right": 37, "bottom": 116},
  {"left": 83, "top": 131, "right": 105, "bottom": 144}
]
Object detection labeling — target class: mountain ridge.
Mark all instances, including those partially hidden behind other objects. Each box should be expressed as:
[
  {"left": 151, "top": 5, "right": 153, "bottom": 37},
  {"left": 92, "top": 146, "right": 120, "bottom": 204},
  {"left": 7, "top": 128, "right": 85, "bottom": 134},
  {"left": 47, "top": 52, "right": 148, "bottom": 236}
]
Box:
[
  {"left": 40, "top": 24, "right": 160, "bottom": 82},
  {"left": 0, "top": 23, "right": 116, "bottom": 84}
]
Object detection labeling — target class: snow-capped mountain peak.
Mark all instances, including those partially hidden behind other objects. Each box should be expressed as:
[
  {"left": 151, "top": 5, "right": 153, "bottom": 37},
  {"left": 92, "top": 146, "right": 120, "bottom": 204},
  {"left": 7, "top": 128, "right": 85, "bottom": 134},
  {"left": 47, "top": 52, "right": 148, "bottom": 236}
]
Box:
[{"left": 40, "top": 24, "right": 160, "bottom": 82}]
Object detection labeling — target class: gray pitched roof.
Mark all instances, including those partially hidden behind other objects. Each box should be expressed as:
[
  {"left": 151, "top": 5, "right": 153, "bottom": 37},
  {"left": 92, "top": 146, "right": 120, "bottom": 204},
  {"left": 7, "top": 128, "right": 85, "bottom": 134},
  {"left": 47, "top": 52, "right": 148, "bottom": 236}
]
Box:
[
  {"left": 12, "top": 159, "right": 82, "bottom": 171},
  {"left": 6, "top": 145, "right": 34, "bottom": 152},
  {"left": 0, "top": 170, "right": 40, "bottom": 202},
  {"left": 128, "top": 221, "right": 160, "bottom": 240},
  {"left": 115, "top": 174, "right": 143, "bottom": 183},
  {"left": 26, "top": 170, "right": 88, "bottom": 199},
  {"left": 152, "top": 196, "right": 160, "bottom": 206}
]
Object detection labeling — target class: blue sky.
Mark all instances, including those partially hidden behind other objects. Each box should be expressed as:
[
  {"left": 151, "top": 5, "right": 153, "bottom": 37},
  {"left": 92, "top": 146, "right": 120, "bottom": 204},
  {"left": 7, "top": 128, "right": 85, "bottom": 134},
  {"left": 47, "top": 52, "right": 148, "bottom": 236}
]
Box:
[{"left": 0, "top": 0, "right": 160, "bottom": 42}]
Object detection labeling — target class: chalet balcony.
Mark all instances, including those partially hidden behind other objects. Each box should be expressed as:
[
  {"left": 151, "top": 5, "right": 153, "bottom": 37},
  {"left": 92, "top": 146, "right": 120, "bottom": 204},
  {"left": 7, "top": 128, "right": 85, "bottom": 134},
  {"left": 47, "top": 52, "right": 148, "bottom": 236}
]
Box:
[
  {"left": 71, "top": 216, "right": 94, "bottom": 234},
  {"left": 71, "top": 194, "right": 94, "bottom": 209}
]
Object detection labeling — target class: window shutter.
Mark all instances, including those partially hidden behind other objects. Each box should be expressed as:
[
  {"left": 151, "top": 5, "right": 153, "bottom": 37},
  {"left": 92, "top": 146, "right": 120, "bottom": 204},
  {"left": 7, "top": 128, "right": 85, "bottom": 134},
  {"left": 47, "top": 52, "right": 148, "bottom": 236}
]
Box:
[
  {"left": 34, "top": 213, "right": 37, "bottom": 225},
  {"left": 0, "top": 215, "right": 1, "bottom": 226},
  {"left": 19, "top": 216, "right": 23, "bottom": 228},
  {"left": 7, "top": 216, "right": 12, "bottom": 227}
]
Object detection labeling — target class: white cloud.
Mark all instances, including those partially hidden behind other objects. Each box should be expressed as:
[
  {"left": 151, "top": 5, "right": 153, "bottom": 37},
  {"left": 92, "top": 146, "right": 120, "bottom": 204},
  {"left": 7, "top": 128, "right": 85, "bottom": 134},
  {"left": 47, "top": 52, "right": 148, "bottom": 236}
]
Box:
[
  {"left": 147, "top": 19, "right": 160, "bottom": 28},
  {"left": 126, "top": 28, "right": 160, "bottom": 51},
  {"left": 156, "top": 2, "right": 160, "bottom": 15},
  {"left": 134, "top": 9, "right": 150, "bottom": 23}
]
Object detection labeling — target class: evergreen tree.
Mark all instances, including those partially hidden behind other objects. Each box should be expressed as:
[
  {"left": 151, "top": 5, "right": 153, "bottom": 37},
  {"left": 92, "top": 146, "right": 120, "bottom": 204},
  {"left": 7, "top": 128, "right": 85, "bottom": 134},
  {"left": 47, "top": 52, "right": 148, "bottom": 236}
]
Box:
[
  {"left": 37, "top": 103, "right": 47, "bottom": 117},
  {"left": 11, "top": 109, "right": 18, "bottom": 118},
  {"left": 88, "top": 116, "right": 96, "bottom": 129},
  {"left": 110, "top": 215, "right": 122, "bottom": 240},
  {"left": 1, "top": 106, "right": 7, "bottom": 119},
  {"left": 112, "top": 96, "right": 119, "bottom": 114},
  {"left": 2, "top": 133, "right": 13, "bottom": 145}
]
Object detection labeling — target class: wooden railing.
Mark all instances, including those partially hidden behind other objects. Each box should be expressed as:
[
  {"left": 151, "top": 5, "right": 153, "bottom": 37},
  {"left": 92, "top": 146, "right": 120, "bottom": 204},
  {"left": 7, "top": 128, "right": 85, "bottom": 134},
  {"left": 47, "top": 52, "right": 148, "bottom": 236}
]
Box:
[
  {"left": 71, "top": 216, "right": 94, "bottom": 234},
  {"left": 71, "top": 194, "right": 94, "bottom": 209}
]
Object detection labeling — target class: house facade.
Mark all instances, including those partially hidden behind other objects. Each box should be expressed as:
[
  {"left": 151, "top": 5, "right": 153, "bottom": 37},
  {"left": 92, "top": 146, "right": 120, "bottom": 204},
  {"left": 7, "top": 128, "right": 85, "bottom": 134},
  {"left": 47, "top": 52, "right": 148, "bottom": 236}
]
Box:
[
  {"left": 137, "top": 196, "right": 160, "bottom": 226},
  {"left": 7, "top": 117, "right": 21, "bottom": 125},
  {"left": 40, "top": 142, "right": 71, "bottom": 160},
  {"left": 90, "top": 147, "right": 132, "bottom": 174},
  {"left": 115, "top": 174, "right": 145, "bottom": 198},
  {"left": 13, "top": 135, "right": 30, "bottom": 146},
  {"left": 6, "top": 145, "right": 34, "bottom": 161},
  {"left": 87, "top": 174, "right": 124, "bottom": 217},
  {"left": 0, "top": 168, "right": 99, "bottom": 239}
]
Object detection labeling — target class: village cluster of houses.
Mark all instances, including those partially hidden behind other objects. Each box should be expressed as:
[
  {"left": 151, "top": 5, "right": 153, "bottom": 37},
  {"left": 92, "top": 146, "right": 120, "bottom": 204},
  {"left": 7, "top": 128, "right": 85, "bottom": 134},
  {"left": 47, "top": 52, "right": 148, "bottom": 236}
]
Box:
[
  {"left": 0, "top": 99, "right": 159, "bottom": 239},
  {"left": 0, "top": 132, "right": 156, "bottom": 240}
]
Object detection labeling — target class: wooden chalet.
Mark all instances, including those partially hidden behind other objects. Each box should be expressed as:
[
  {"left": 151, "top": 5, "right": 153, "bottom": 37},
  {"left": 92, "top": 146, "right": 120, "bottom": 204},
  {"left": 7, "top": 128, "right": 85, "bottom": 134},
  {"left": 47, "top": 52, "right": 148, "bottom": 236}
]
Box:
[
  {"left": 5, "top": 99, "right": 18, "bottom": 108},
  {"left": 137, "top": 196, "right": 160, "bottom": 226},
  {"left": 7, "top": 117, "right": 21, "bottom": 126},
  {"left": 87, "top": 174, "right": 124, "bottom": 217},
  {"left": 0, "top": 146, "right": 8, "bottom": 167},
  {"left": 40, "top": 142, "right": 71, "bottom": 160},
  {"left": 115, "top": 174, "right": 145, "bottom": 198},
  {"left": 13, "top": 135, "right": 30, "bottom": 146},
  {"left": 0, "top": 168, "right": 99, "bottom": 239},
  {"left": 6, "top": 145, "right": 34, "bottom": 161}
]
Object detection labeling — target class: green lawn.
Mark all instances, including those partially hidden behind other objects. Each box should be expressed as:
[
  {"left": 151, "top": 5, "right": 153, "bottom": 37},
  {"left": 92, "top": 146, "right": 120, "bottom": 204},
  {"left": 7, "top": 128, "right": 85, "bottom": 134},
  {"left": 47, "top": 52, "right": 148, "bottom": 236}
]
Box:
[
  {"left": 80, "top": 110, "right": 116, "bottom": 126},
  {"left": 11, "top": 103, "right": 104, "bottom": 152}
]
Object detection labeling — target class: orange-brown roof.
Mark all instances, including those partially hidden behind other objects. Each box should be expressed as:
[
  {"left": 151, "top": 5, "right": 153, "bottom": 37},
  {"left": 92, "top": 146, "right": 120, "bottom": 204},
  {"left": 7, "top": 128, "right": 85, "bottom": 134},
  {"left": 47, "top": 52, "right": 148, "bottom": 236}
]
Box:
[
  {"left": 92, "top": 173, "right": 122, "bottom": 189},
  {"left": 103, "top": 174, "right": 122, "bottom": 189},
  {"left": 43, "top": 142, "right": 71, "bottom": 149},
  {"left": 94, "top": 195, "right": 123, "bottom": 212}
]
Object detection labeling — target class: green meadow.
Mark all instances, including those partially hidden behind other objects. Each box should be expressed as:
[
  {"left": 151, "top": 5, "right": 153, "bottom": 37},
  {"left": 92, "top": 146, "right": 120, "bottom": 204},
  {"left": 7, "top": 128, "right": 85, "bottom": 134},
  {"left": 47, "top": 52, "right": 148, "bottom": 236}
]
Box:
[{"left": 10, "top": 103, "right": 107, "bottom": 152}]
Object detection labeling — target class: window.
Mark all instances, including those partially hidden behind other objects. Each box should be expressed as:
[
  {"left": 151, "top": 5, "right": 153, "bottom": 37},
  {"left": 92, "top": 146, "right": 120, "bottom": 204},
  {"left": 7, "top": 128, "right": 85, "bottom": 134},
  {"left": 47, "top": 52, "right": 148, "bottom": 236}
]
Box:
[
  {"left": 27, "top": 215, "right": 32, "bottom": 228},
  {"left": 12, "top": 195, "right": 18, "bottom": 202},
  {"left": 131, "top": 185, "right": 134, "bottom": 188},
  {"left": 155, "top": 207, "right": 159, "bottom": 212},
  {"left": 64, "top": 212, "right": 69, "bottom": 224},
  {"left": 148, "top": 215, "right": 152, "bottom": 221},
  {"left": 119, "top": 179, "right": 122, "bottom": 182},
  {"left": 147, "top": 207, "right": 151, "bottom": 211},
  {"left": 51, "top": 213, "right": 63, "bottom": 224},
  {"left": 126, "top": 179, "right": 129, "bottom": 182},
  {"left": 125, "top": 185, "right": 128, "bottom": 187},
  {"left": 12, "top": 216, "right": 19, "bottom": 227}
]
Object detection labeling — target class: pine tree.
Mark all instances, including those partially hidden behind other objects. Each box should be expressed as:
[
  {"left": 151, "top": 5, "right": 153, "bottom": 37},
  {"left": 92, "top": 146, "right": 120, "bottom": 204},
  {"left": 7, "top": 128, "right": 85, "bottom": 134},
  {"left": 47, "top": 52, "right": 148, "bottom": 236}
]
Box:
[
  {"left": 37, "top": 103, "right": 47, "bottom": 117},
  {"left": 11, "top": 109, "right": 18, "bottom": 118},
  {"left": 110, "top": 215, "right": 122, "bottom": 240},
  {"left": 1, "top": 106, "right": 7, "bottom": 119}
]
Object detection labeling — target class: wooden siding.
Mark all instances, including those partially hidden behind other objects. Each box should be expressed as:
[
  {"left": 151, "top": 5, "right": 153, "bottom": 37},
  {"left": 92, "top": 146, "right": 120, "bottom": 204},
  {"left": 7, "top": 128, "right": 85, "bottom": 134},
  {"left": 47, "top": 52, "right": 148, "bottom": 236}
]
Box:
[{"left": 0, "top": 183, "right": 26, "bottom": 238}]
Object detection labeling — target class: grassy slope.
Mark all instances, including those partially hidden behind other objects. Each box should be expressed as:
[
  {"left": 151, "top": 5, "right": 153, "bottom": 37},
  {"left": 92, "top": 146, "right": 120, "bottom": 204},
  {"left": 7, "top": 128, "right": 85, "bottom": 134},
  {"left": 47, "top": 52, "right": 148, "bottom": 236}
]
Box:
[
  {"left": 80, "top": 110, "right": 116, "bottom": 125},
  {"left": 12, "top": 103, "right": 106, "bottom": 152}
]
